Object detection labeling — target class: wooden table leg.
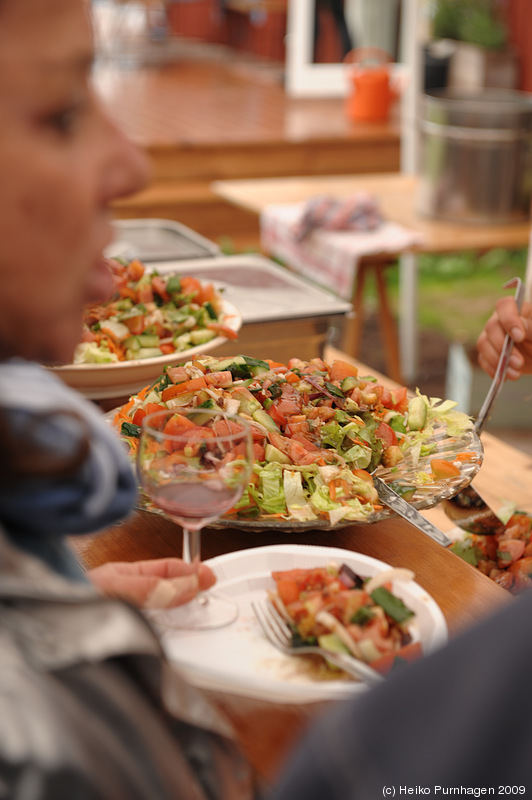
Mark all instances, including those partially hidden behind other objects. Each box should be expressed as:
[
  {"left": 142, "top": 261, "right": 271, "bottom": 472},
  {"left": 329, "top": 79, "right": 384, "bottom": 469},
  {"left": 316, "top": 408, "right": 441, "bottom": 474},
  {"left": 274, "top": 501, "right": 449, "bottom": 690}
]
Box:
[
  {"left": 375, "top": 263, "right": 402, "bottom": 384},
  {"left": 341, "top": 259, "right": 403, "bottom": 385},
  {"left": 340, "top": 261, "right": 367, "bottom": 358}
]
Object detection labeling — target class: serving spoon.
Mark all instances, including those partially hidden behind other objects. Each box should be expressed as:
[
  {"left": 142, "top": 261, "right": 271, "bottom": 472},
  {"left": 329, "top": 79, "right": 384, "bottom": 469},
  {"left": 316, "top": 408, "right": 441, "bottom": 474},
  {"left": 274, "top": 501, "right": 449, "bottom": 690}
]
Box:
[{"left": 442, "top": 276, "right": 525, "bottom": 535}]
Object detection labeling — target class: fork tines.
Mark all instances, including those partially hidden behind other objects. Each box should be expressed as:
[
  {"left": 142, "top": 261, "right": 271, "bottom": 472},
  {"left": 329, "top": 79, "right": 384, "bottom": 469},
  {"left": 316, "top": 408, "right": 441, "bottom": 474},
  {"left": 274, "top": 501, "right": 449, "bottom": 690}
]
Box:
[{"left": 251, "top": 599, "right": 293, "bottom": 652}]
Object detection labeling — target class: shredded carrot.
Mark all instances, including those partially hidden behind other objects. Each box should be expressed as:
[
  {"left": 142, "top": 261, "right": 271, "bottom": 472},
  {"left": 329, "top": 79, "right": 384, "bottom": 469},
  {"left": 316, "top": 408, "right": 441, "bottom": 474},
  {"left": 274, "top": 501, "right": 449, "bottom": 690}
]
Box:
[{"left": 453, "top": 452, "right": 478, "bottom": 462}]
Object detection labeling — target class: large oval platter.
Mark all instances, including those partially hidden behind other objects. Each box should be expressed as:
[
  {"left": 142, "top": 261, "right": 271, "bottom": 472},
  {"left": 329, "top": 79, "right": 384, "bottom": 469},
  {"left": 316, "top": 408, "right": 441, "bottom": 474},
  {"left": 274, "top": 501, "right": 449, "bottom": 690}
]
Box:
[{"left": 113, "top": 351, "right": 483, "bottom": 530}]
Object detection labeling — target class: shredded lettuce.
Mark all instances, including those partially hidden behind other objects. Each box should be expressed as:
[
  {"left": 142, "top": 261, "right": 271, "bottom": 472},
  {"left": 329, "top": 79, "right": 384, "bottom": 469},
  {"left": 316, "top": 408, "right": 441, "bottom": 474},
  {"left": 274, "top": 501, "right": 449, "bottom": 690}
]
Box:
[
  {"left": 283, "top": 470, "right": 317, "bottom": 521},
  {"left": 425, "top": 393, "right": 472, "bottom": 437},
  {"left": 73, "top": 342, "right": 118, "bottom": 364},
  {"left": 343, "top": 443, "right": 372, "bottom": 468},
  {"left": 250, "top": 463, "right": 287, "bottom": 515}
]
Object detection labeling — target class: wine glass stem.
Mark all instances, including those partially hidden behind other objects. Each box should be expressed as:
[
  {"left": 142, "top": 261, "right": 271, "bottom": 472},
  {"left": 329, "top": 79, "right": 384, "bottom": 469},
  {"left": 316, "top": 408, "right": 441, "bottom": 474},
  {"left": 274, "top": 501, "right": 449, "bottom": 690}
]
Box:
[
  {"left": 182, "top": 526, "right": 201, "bottom": 566},
  {"left": 182, "top": 527, "right": 208, "bottom": 606}
]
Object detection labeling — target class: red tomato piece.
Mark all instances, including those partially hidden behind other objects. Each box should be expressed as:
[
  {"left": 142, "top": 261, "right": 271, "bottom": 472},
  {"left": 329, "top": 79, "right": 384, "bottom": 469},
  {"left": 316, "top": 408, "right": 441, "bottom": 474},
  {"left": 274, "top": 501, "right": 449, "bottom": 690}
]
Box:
[
  {"left": 371, "top": 641, "right": 424, "bottom": 675},
  {"left": 132, "top": 408, "right": 146, "bottom": 426},
  {"left": 126, "top": 259, "right": 145, "bottom": 281},
  {"left": 329, "top": 360, "right": 358, "bottom": 383},
  {"left": 205, "top": 371, "right": 233, "bottom": 387},
  {"left": 268, "top": 404, "right": 287, "bottom": 428},
  {"left": 375, "top": 421, "right": 398, "bottom": 448},
  {"left": 123, "top": 314, "right": 145, "bottom": 335},
  {"left": 211, "top": 419, "right": 246, "bottom": 437},
  {"left": 151, "top": 275, "right": 170, "bottom": 303},
  {"left": 276, "top": 579, "right": 300, "bottom": 606},
  {"left": 166, "top": 366, "right": 189, "bottom": 384},
  {"left": 497, "top": 538, "right": 526, "bottom": 568}
]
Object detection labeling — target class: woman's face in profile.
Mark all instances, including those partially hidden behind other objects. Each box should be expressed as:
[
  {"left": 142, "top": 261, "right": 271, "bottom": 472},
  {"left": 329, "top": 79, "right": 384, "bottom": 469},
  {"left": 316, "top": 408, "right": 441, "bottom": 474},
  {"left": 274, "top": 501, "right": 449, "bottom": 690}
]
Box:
[{"left": 0, "top": 0, "right": 149, "bottom": 365}]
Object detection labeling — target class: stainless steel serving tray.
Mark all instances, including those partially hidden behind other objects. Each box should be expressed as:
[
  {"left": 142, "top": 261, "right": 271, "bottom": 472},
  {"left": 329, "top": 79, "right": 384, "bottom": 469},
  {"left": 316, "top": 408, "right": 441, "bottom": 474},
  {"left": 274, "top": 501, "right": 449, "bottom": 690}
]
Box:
[{"left": 107, "top": 218, "right": 221, "bottom": 262}]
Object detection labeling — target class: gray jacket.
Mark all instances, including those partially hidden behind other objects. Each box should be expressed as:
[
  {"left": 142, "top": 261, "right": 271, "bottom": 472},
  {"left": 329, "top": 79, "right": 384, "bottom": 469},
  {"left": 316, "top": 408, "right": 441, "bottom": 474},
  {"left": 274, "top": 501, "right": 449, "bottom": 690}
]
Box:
[{"left": 0, "top": 528, "right": 255, "bottom": 800}]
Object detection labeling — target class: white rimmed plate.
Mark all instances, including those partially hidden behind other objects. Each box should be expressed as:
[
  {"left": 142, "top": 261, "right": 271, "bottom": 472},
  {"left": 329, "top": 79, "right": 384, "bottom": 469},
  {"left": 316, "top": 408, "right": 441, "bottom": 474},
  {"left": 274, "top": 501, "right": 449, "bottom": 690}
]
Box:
[
  {"left": 50, "top": 298, "right": 241, "bottom": 400},
  {"left": 156, "top": 544, "right": 448, "bottom": 704}
]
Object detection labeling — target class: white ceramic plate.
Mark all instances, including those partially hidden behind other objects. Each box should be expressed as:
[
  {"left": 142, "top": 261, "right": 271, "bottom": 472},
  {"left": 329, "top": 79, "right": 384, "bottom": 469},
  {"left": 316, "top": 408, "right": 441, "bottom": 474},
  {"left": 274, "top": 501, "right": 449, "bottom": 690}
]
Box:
[
  {"left": 156, "top": 544, "right": 448, "bottom": 704},
  {"left": 50, "top": 298, "right": 242, "bottom": 400}
]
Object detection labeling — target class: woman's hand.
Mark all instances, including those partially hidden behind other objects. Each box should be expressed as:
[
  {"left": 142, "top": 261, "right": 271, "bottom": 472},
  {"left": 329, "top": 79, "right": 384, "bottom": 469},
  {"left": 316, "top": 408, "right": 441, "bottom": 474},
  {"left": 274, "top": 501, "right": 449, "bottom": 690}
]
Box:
[
  {"left": 88, "top": 558, "right": 216, "bottom": 609},
  {"left": 477, "top": 297, "right": 532, "bottom": 380}
]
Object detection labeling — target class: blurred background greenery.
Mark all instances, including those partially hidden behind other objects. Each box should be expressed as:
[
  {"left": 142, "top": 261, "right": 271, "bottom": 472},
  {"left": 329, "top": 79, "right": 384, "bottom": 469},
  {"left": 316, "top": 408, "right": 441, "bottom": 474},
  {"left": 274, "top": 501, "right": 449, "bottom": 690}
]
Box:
[{"left": 383, "top": 246, "right": 528, "bottom": 345}]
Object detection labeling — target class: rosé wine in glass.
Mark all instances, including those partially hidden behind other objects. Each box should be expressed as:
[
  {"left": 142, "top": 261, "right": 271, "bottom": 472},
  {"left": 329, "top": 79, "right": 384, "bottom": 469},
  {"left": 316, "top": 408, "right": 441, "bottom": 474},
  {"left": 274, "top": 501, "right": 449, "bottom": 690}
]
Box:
[{"left": 137, "top": 407, "right": 253, "bottom": 630}]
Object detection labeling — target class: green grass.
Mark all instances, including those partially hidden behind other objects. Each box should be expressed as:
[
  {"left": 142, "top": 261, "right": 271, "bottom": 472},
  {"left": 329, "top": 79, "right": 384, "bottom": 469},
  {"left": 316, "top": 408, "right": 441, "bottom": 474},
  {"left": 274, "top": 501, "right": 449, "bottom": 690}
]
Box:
[{"left": 370, "top": 247, "right": 529, "bottom": 345}]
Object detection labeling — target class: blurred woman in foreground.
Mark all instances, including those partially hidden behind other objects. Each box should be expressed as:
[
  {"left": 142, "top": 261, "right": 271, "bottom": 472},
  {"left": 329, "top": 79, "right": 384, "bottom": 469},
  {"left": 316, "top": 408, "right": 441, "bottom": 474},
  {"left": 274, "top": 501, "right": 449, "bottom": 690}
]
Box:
[{"left": 0, "top": 0, "right": 253, "bottom": 796}]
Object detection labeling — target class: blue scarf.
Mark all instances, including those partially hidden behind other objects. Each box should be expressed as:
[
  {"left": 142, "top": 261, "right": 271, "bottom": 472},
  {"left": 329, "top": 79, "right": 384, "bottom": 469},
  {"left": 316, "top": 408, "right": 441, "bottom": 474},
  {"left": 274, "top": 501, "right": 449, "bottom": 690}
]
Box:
[{"left": 0, "top": 360, "right": 138, "bottom": 579}]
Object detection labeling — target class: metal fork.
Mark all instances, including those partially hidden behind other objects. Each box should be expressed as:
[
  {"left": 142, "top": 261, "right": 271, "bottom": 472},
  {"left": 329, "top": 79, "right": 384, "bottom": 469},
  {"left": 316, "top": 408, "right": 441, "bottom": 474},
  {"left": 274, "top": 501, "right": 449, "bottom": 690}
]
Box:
[{"left": 251, "top": 599, "right": 384, "bottom": 687}]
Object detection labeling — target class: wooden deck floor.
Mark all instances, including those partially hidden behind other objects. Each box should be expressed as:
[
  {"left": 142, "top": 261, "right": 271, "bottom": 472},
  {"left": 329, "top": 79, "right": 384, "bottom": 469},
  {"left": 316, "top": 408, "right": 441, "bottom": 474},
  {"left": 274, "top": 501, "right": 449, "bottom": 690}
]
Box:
[{"left": 95, "top": 40, "right": 401, "bottom": 247}]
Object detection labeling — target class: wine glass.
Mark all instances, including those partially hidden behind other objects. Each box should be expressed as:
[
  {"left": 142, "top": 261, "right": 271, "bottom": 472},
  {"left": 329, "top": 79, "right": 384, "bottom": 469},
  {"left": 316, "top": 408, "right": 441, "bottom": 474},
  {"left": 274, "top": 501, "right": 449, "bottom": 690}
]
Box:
[{"left": 137, "top": 407, "right": 254, "bottom": 630}]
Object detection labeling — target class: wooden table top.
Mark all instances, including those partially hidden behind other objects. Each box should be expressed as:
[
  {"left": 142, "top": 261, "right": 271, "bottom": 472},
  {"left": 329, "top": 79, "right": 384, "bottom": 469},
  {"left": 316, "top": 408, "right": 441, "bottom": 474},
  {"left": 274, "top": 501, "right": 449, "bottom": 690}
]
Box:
[
  {"left": 212, "top": 172, "right": 532, "bottom": 254},
  {"left": 69, "top": 348, "right": 527, "bottom": 787},
  {"left": 69, "top": 506, "right": 511, "bottom": 786}
]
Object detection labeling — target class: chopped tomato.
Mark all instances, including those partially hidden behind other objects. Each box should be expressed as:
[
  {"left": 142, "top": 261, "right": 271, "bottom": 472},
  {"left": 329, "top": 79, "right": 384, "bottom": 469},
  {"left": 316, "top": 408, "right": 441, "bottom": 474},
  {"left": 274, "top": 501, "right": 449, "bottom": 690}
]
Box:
[
  {"left": 272, "top": 567, "right": 335, "bottom": 592},
  {"left": 329, "top": 360, "right": 358, "bottom": 382},
  {"left": 507, "top": 557, "right": 532, "bottom": 592},
  {"left": 151, "top": 275, "right": 170, "bottom": 303},
  {"left": 205, "top": 370, "right": 233, "bottom": 387},
  {"left": 123, "top": 314, "right": 145, "bottom": 335},
  {"left": 118, "top": 285, "right": 138, "bottom": 302},
  {"left": 137, "top": 283, "right": 154, "bottom": 304},
  {"left": 497, "top": 538, "right": 526, "bottom": 568},
  {"left": 179, "top": 275, "right": 202, "bottom": 299},
  {"left": 166, "top": 366, "right": 189, "bottom": 384},
  {"left": 197, "top": 282, "right": 216, "bottom": 305},
  {"left": 132, "top": 408, "right": 147, "bottom": 426},
  {"left": 390, "top": 386, "right": 409, "bottom": 412},
  {"left": 144, "top": 402, "right": 167, "bottom": 418},
  {"left": 430, "top": 458, "right": 461, "bottom": 479},
  {"left": 375, "top": 421, "right": 398, "bottom": 448},
  {"left": 284, "top": 420, "right": 311, "bottom": 438},
  {"left": 276, "top": 397, "right": 302, "bottom": 416},
  {"left": 159, "top": 343, "right": 175, "bottom": 355},
  {"left": 268, "top": 404, "right": 287, "bottom": 428},
  {"left": 275, "top": 579, "right": 300, "bottom": 606},
  {"left": 371, "top": 641, "right": 423, "bottom": 675},
  {"left": 126, "top": 259, "right": 145, "bottom": 281},
  {"left": 163, "top": 413, "right": 197, "bottom": 436},
  {"left": 211, "top": 419, "right": 246, "bottom": 437}
]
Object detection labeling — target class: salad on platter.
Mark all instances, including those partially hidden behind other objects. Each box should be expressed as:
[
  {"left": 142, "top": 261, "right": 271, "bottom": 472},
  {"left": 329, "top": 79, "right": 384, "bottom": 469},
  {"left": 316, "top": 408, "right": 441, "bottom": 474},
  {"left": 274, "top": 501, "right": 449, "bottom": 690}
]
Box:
[
  {"left": 74, "top": 257, "right": 236, "bottom": 365},
  {"left": 268, "top": 562, "right": 422, "bottom": 677},
  {"left": 113, "top": 353, "right": 480, "bottom": 526}
]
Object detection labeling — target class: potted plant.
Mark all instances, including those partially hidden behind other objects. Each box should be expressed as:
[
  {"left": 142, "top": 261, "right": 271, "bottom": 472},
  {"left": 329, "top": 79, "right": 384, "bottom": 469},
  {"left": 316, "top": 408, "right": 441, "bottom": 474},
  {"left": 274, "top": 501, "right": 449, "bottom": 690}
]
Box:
[{"left": 428, "top": 0, "right": 518, "bottom": 90}]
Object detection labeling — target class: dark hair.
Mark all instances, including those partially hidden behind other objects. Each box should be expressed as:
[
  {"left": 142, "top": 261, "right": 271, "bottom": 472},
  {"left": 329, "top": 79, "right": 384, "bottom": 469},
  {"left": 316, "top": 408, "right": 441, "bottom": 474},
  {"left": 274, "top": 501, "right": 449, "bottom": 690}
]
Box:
[{"left": 0, "top": 407, "right": 90, "bottom": 482}]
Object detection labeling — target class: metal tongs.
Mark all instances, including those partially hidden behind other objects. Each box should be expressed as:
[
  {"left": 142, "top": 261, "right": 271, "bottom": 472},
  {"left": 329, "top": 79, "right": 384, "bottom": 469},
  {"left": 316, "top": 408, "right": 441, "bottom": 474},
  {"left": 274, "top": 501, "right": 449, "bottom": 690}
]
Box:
[
  {"left": 443, "top": 277, "right": 525, "bottom": 535},
  {"left": 376, "top": 277, "right": 524, "bottom": 545}
]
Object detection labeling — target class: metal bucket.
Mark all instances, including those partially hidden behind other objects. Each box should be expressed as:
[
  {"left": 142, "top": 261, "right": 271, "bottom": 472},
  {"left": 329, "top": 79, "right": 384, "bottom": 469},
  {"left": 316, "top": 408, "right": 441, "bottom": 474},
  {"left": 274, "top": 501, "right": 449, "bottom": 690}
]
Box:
[{"left": 417, "top": 89, "right": 532, "bottom": 224}]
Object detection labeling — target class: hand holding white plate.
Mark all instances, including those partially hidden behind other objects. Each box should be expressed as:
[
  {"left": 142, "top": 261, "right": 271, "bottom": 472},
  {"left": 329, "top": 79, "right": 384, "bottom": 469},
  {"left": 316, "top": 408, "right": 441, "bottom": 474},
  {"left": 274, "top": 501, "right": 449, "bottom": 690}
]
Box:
[{"left": 156, "top": 544, "right": 448, "bottom": 704}]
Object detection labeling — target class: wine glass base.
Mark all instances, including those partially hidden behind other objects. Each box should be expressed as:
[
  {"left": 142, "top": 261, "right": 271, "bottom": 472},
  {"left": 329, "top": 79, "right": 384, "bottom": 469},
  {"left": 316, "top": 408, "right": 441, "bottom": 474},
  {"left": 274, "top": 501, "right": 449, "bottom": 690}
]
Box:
[{"left": 147, "top": 592, "right": 239, "bottom": 632}]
